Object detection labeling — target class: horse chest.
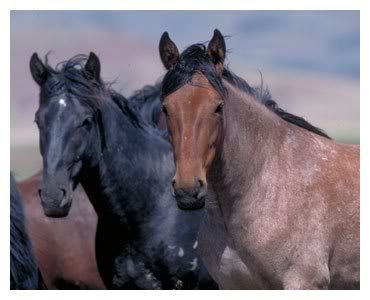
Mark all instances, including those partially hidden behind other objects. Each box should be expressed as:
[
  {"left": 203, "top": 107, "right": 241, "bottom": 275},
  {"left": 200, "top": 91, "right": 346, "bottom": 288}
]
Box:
[
  {"left": 198, "top": 197, "right": 271, "bottom": 290},
  {"left": 199, "top": 221, "right": 267, "bottom": 289},
  {"left": 115, "top": 237, "right": 203, "bottom": 289},
  {"left": 219, "top": 246, "right": 263, "bottom": 289}
]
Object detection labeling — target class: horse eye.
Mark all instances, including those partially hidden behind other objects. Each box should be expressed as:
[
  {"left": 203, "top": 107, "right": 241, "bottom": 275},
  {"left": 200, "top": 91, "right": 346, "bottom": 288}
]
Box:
[
  {"left": 162, "top": 105, "right": 168, "bottom": 116},
  {"left": 81, "top": 117, "right": 93, "bottom": 128},
  {"left": 215, "top": 102, "right": 224, "bottom": 114}
]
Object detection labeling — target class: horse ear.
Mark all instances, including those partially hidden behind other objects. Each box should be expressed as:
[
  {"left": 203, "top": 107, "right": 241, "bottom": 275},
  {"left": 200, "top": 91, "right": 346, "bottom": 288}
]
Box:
[
  {"left": 207, "top": 29, "right": 226, "bottom": 75},
  {"left": 30, "top": 53, "right": 49, "bottom": 85},
  {"left": 85, "top": 52, "right": 101, "bottom": 81},
  {"left": 159, "top": 32, "right": 179, "bottom": 70}
]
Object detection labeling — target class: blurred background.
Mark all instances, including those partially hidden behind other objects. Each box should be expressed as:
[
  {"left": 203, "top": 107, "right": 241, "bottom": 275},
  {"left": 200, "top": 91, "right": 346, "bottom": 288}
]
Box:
[{"left": 11, "top": 11, "right": 359, "bottom": 181}]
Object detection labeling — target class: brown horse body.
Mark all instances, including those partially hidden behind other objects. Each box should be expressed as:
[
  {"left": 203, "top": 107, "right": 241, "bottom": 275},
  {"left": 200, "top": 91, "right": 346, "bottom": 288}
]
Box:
[
  {"left": 19, "top": 172, "right": 105, "bottom": 289},
  {"left": 159, "top": 30, "right": 360, "bottom": 289},
  {"left": 198, "top": 81, "right": 359, "bottom": 289}
]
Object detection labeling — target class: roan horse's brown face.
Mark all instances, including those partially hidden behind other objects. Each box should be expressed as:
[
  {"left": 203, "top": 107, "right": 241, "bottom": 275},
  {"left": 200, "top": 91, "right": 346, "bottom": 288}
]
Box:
[
  {"left": 159, "top": 30, "right": 226, "bottom": 209},
  {"left": 162, "top": 75, "right": 223, "bottom": 209}
]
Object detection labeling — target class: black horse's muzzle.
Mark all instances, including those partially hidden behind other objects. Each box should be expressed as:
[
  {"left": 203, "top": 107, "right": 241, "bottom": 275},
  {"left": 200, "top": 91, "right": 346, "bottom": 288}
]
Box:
[{"left": 39, "top": 182, "right": 72, "bottom": 218}]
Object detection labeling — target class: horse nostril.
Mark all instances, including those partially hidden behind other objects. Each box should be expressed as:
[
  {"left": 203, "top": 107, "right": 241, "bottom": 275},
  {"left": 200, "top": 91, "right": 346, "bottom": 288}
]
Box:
[
  {"left": 38, "top": 189, "right": 42, "bottom": 199},
  {"left": 60, "top": 188, "right": 66, "bottom": 198},
  {"left": 195, "top": 178, "right": 207, "bottom": 199},
  {"left": 171, "top": 178, "right": 176, "bottom": 189},
  {"left": 197, "top": 178, "right": 205, "bottom": 188},
  {"left": 59, "top": 188, "right": 69, "bottom": 208}
]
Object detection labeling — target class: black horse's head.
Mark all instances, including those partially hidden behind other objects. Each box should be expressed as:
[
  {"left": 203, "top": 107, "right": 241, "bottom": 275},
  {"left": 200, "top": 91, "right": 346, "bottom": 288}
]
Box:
[{"left": 30, "top": 52, "right": 105, "bottom": 217}]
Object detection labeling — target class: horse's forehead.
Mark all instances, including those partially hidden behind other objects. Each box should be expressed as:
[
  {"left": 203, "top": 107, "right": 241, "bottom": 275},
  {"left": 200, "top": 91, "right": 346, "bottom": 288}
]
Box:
[
  {"left": 191, "top": 72, "right": 211, "bottom": 86},
  {"left": 58, "top": 98, "right": 67, "bottom": 107},
  {"left": 167, "top": 77, "right": 218, "bottom": 108},
  {"left": 42, "top": 95, "right": 81, "bottom": 118},
  {"left": 49, "top": 96, "right": 72, "bottom": 111}
]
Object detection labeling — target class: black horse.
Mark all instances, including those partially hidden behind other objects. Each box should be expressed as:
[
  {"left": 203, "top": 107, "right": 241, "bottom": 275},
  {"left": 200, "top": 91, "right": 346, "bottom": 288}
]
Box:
[
  {"left": 10, "top": 174, "right": 44, "bottom": 289},
  {"left": 29, "top": 52, "right": 217, "bottom": 289}
]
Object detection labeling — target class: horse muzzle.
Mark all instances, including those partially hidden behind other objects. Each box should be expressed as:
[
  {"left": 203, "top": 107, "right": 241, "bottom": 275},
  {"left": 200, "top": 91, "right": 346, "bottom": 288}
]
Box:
[
  {"left": 39, "top": 185, "right": 72, "bottom": 218},
  {"left": 173, "top": 181, "right": 207, "bottom": 210}
]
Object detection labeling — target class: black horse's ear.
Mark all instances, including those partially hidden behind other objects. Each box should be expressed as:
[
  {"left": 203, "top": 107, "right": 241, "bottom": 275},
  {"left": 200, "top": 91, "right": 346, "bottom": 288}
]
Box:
[
  {"left": 159, "top": 32, "right": 179, "bottom": 70},
  {"left": 207, "top": 29, "right": 226, "bottom": 75},
  {"left": 85, "top": 52, "right": 101, "bottom": 82},
  {"left": 30, "top": 53, "right": 49, "bottom": 85}
]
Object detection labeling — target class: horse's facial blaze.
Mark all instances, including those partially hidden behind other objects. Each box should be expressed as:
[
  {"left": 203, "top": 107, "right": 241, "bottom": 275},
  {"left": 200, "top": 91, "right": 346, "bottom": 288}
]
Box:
[
  {"left": 36, "top": 95, "right": 92, "bottom": 218},
  {"left": 163, "top": 74, "right": 223, "bottom": 210}
]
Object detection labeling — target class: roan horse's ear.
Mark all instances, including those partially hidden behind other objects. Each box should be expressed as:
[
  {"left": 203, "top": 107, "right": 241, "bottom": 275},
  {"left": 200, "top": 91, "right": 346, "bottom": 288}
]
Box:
[
  {"left": 30, "top": 53, "right": 49, "bottom": 86},
  {"left": 159, "top": 32, "right": 180, "bottom": 70},
  {"left": 207, "top": 29, "right": 226, "bottom": 75},
  {"left": 85, "top": 52, "right": 101, "bottom": 82}
]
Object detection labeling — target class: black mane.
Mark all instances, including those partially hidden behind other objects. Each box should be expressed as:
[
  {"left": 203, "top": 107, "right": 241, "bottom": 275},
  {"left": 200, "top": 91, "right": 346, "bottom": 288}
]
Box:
[
  {"left": 41, "top": 54, "right": 108, "bottom": 113},
  {"left": 162, "top": 44, "right": 330, "bottom": 139},
  {"left": 109, "top": 90, "right": 147, "bottom": 129},
  {"left": 128, "top": 83, "right": 162, "bottom": 127}
]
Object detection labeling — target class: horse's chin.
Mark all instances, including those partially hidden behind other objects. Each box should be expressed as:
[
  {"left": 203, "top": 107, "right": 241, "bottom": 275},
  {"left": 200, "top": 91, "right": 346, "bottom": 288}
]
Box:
[
  {"left": 176, "top": 196, "right": 205, "bottom": 210},
  {"left": 42, "top": 199, "right": 72, "bottom": 218}
]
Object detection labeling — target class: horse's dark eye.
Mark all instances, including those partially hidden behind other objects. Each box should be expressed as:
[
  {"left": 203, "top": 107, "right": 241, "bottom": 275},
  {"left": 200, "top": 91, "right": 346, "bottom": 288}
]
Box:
[
  {"left": 215, "top": 102, "right": 224, "bottom": 114},
  {"left": 162, "top": 105, "right": 168, "bottom": 116},
  {"left": 81, "top": 117, "right": 93, "bottom": 128}
]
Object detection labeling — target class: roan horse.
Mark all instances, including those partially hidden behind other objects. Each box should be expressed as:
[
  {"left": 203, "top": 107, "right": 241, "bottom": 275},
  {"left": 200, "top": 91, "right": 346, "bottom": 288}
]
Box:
[
  {"left": 29, "top": 52, "right": 217, "bottom": 289},
  {"left": 159, "top": 30, "right": 360, "bottom": 289},
  {"left": 10, "top": 173, "right": 43, "bottom": 289}
]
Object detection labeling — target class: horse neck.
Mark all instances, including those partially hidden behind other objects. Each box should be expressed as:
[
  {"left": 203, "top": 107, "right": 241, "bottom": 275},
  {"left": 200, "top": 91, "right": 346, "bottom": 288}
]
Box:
[
  {"left": 208, "top": 80, "right": 286, "bottom": 220},
  {"left": 80, "top": 102, "right": 174, "bottom": 230}
]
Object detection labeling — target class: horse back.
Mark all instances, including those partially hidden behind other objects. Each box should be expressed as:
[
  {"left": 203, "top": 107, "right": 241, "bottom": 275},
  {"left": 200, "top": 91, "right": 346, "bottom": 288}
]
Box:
[{"left": 18, "top": 172, "right": 105, "bottom": 289}]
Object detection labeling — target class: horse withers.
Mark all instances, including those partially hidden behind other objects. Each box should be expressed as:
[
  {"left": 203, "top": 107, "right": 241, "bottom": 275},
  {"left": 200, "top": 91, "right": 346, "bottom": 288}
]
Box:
[{"left": 158, "top": 29, "right": 359, "bottom": 289}]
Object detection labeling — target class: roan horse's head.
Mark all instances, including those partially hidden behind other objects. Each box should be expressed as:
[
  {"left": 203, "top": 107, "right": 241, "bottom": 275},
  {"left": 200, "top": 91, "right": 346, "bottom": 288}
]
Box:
[
  {"left": 30, "top": 52, "right": 104, "bottom": 217},
  {"left": 159, "top": 29, "right": 226, "bottom": 210}
]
